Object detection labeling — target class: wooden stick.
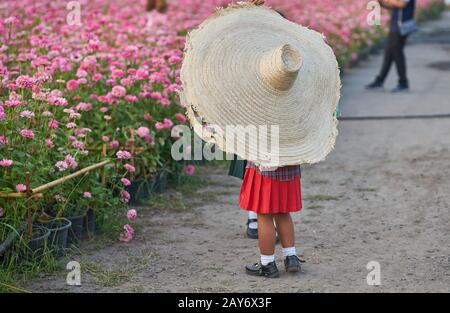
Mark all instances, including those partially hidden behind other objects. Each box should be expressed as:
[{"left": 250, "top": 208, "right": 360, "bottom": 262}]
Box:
[
  {"left": 0, "top": 193, "right": 43, "bottom": 199},
  {"left": 130, "top": 129, "right": 136, "bottom": 166},
  {"left": 25, "top": 172, "right": 32, "bottom": 237},
  {"left": 0, "top": 160, "right": 112, "bottom": 198},
  {"left": 101, "top": 144, "right": 107, "bottom": 186},
  {"left": 32, "top": 160, "right": 110, "bottom": 194},
  {"left": 87, "top": 146, "right": 145, "bottom": 152}
]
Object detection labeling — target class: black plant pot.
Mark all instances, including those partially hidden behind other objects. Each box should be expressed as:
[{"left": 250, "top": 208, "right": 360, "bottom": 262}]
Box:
[
  {"left": 67, "top": 213, "right": 86, "bottom": 245},
  {"left": 38, "top": 218, "right": 71, "bottom": 258},
  {"left": 152, "top": 170, "right": 168, "bottom": 194},
  {"left": 126, "top": 177, "right": 153, "bottom": 206},
  {"left": 28, "top": 225, "right": 50, "bottom": 259},
  {"left": 82, "top": 209, "right": 95, "bottom": 240}
]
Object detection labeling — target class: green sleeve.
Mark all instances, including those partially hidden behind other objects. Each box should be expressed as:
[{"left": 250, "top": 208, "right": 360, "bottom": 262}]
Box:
[{"left": 228, "top": 155, "right": 247, "bottom": 180}]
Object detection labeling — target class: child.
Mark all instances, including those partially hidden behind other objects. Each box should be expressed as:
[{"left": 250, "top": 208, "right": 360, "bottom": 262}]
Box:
[
  {"left": 180, "top": 1, "right": 340, "bottom": 278},
  {"left": 240, "top": 162, "right": 303, "bottom": 278}
]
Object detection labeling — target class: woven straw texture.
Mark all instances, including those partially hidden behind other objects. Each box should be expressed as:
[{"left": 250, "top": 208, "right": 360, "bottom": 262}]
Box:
[{"left": 180, "top": 3, "right": 341, "bottom": 166}]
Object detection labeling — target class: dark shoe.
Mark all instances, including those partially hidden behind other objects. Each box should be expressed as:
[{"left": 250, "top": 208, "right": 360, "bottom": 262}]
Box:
[
  {"left": 245, "top": 261, "right": 280, "bottom": 278},
  {"left": 365, "top": 80, "right": 384, "bottom": 90},
  {"left": 246, "top": 219, "right": 258, "bottom": 239},
  {"left": 284, "top": 255, "right": 304, "bottom": 273},
  {"left": 391, "top": 85, "right": 409, "bottom": 93}
]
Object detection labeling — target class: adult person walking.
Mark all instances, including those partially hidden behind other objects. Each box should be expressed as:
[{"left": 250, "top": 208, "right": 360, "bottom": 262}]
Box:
[
  {"left": 146, "top": 0, "right": 167, "bottom": 13},
  {"left": 366, "top": 0, "right": 416, "bottom": 92}
]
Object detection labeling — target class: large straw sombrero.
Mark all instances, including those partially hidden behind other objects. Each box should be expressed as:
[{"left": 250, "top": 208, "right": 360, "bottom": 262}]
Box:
[{"left": 180, "top": 3, "right": 341, "bottom": 167}]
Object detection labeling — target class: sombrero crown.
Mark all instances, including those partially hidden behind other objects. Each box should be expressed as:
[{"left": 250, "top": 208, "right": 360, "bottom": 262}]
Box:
[{"left": 180, "top": 3, "right": 341, "bottom": 167}]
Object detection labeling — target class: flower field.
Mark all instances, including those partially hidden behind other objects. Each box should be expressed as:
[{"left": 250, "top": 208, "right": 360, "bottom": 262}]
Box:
[{"left": 0, "top": 0, "right": 446, "bottom": 284}]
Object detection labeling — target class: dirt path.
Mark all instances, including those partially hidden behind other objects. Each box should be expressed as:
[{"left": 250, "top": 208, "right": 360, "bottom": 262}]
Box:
[{"left": 23, "top": 12, "right": 450, "bottom": 293}]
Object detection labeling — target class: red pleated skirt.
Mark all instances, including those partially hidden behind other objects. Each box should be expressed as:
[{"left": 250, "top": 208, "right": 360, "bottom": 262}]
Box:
[{"left": 239, "top": 167, "right": 302, "bottom": 214}]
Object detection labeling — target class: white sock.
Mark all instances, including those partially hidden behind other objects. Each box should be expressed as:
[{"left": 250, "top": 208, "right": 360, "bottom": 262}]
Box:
[
  {"left": 248, "top": 211, "right": 258, "bottom": 230},
  {"left": 282, "top": 247, "right": 297, "bottom": 258},
  {"left": 260, "top": 254, "right": 275, "bottom": 266}
]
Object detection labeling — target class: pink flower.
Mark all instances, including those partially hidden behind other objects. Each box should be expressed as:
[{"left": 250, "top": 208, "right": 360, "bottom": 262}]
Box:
[
  {"left": 75, "top": 102, "right": 92, "bottom": 111},
  {"left": 144, "top": 113, "right": 152, "bottom": 121},
  {"left": 116, "top": 150, "right": 132, "bottom": 159},
  {"left": 101, "top": 136, "right": 110, "bottom": 142},
  {"left": 55, "top": 161, "right": 68, "bottom": 171},
  {"left": 111, "top": 85, "right": 126, "bottom": 98},
  {"left": 109, "top": 140, "right": 120, "bottom": 149},
  {"left": 92, "top": 73, "right": 103, "bottom": 81},
  {"left": 16, "top": 75, "right": 35, "bottom": 89},
  {"left": 48, "top": 119, "right": 59, "bottom": 129},
  {"left": 65, "top": 155, "right": 78, "bottom": 169},
  {"left": 124, "top": 95, "right": 137, "bottom": 103},
  {"left": 0, "top": 107, "right": 5, "bottom": 121},
  {"left": 111, "top": 69, "right": 124, "bottom": 79},
  {"left": 20, "top": 129, "right": 34, "bottom": 139},
  {"left": 120, "top": 190, "right": 131, "bottom": 203},
  {"left": 155, "top": 122, "right": 164, "bottom": 131},
  {"left": 136, "top": 127, "right": 150, "bottom": 139},
  {"left": 76, "top": 69, "right": 88, "bottom": 78},
  {"left": 127, "top": 209, "right": 137, "bottom": 221},
  {"left": 185, "top": 165, "right": 195, "bottom": 176},
  {"left": 66, "top": 79, "right": 79, "bottom": 91},
  {"left": 72, "top": 140, "right": 85, "bottom": 150},
  {"left": 16, "top": 184, "right": 27, "bottom": 192},
  {"left": 163, "top": 118, "right": 174, "bottom": 129},
  {"left": 83, "top": 192, "right": 92, "bottom": 198},
  {"left": 135, "top": 69, "right": 149, "bottom": 80},
  {"left": 150, "top": 92, "right": 162, "bottom": 100},
  {"left": 0, "top": 136, "right": 8, "bottom": 145},
  {"left": 0, "top": 159, "right": 13, "bottom": 167},
  {"left": 175, "top": 113, "right": 187, "bottom": 124},
  {"left": 168, "top": 55, "right": 181, "bottom": 65},
  {"left": 124, "top": 163, "right": 136, "bottom": 173},
  {"left": 20, "top": 110, "right": 34, "bottom": 119},
  {"left": 121, "top": 178, "right": 131, "bottom": 186},
  {"left": 119, "top": 224, "right": 135, "bottom": 242},
  {"left": 45, "top": 139, "right": 54, "bottom": 148}
]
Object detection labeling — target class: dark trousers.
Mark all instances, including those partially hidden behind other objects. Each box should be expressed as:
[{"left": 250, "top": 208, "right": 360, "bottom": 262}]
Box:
[{"left": 377, "top": 31, "right": 409, "bottom": 87}]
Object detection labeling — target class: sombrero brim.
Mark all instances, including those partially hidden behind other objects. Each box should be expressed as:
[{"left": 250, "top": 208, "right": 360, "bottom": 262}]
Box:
[{"left": 180, "top": 3, "right": 341, "bottom": 166}]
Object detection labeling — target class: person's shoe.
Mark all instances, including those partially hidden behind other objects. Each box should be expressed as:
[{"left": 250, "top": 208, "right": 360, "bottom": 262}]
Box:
[
  {"left": 246, "top": 219, "right": 258, "bottom": 239},
  {"left": 365, "top": 80, "right": 384, "bottom": 90},
  {"left": 245, "top": 261, "right": 280, "bottom": 278},
  {"left": 284, "top": 255, "right": 303, "bottom": 273},
  {"left": 391, "top": 85, "right": 409, "bottom": 93}
]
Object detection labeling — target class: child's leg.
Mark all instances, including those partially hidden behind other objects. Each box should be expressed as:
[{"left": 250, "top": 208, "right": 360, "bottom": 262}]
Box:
[
  {"left": 273, "top": 213, "right": 295, "bottom": 248},
  {"left": 248, "top": 211, "right": 258, "bottom": 229},
  {"left": 246, "top": 213, "right": 280, "bottom": 278},
  {"left": 273, "top": 213, "right": 301, "bottom": 272},
  {"left": 257, "top": 214, "right": 276, "bottom": 256}
]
